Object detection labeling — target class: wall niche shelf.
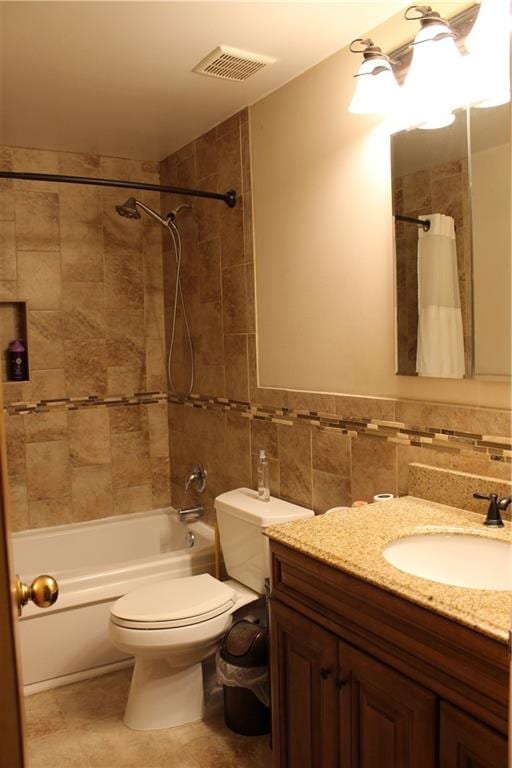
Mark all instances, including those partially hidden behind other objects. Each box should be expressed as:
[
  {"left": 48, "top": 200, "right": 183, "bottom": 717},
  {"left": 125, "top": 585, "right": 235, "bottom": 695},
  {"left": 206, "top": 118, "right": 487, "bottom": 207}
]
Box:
[{"left": 0, "top": 301, "right": 30, "bottom": 383}]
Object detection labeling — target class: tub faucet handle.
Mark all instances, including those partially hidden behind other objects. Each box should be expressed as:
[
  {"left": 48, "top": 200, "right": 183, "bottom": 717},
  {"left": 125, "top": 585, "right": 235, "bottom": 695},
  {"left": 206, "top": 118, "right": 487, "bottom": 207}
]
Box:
[{"left": 185, "top": 464, "right": 207, "bottom": 494}]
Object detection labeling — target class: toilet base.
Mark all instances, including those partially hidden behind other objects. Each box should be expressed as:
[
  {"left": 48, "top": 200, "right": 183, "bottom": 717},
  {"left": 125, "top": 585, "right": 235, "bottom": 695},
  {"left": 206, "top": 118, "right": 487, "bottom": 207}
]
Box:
[{"left": 123, "top": 658, "right": 204, "bottom": 731}]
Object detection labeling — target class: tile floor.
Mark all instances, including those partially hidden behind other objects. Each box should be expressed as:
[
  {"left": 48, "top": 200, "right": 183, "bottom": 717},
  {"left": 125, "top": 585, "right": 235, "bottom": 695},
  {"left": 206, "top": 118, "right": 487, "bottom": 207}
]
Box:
[{"left": 25, "top": 669, "right": 272, "bottom": 767}]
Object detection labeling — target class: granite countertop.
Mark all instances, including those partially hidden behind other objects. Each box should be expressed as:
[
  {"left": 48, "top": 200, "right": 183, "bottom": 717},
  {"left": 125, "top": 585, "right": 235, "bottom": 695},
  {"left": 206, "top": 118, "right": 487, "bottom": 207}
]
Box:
[{"left": 265, "top": 496, "right": 512, "bottom": 643}]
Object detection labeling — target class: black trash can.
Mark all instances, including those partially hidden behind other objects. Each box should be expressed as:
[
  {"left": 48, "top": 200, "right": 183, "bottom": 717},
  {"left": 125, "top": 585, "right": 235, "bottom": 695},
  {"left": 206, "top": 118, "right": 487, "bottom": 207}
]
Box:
[{"left": 218, "top": 619, "right": 270, "bottom": 736}]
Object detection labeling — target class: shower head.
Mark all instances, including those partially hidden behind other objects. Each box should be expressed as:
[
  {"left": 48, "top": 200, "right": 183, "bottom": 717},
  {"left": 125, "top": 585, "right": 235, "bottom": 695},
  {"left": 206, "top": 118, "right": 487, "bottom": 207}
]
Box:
[
  {"left": 115, "top": 198, "right": 141, "bottom": 220},
  {"left": 115, "top": 197, "right": 192, "bottom": 228}
]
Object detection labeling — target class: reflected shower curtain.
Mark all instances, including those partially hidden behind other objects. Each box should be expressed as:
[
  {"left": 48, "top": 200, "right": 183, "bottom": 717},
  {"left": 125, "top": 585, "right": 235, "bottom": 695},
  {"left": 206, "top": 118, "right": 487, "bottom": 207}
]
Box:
[{"left": 416, "top": 213, "right": 465, "bottom": 378}]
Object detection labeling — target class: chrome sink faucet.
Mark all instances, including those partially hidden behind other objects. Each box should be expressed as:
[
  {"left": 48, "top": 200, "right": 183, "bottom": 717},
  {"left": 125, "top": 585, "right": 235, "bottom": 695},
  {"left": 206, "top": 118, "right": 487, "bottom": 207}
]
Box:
[{"left": 473, "top": 492, "right": 511, "bottom": 527}]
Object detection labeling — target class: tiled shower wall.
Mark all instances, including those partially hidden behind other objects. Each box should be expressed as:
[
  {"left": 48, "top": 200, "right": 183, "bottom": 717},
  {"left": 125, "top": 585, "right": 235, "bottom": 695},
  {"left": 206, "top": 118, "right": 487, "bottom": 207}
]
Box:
[
  {"left": 159, "top": 109, "right": 511, "bottom": 518},
  {"left": 1, "top": 147, "right": 170, "bottom": 530}
]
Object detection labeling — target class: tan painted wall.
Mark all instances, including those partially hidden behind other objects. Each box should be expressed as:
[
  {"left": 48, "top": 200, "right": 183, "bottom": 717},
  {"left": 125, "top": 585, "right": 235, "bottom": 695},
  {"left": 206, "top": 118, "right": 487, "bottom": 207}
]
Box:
[
  {"left": 251, "top": 17, "right": 511, "bottom": 409},
  {"left": 472, "top": 142, "right": 511, "bottom": 377}
]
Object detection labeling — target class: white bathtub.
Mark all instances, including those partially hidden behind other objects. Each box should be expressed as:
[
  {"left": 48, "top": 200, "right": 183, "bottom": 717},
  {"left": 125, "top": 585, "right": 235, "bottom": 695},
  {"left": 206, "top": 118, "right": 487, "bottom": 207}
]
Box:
[{"left": 12, "top": 507, "right": 215, "bottom": 694}]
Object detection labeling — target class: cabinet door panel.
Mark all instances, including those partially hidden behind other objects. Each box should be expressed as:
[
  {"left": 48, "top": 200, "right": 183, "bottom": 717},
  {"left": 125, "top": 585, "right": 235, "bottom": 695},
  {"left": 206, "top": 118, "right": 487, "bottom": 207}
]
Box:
[
  {"left": 339, "top": 642, "right": 436, "bottom": 768},
  {"left": 270, "top": 600, "right": 339, "bottom": 768},
  {"left": 440, "top": 702, "right": 508, "bottom": 768}
]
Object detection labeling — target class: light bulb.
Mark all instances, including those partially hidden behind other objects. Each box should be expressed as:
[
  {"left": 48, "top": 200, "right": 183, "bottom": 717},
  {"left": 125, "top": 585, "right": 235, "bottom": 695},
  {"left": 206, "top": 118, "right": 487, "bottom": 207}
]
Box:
[
  {"left": 465, "top": 0, "right": 511, "bottom": 108},
  {"left": 402, "top": 8, "right": 466, "bottom": 129},
  {"left": 349, "top": 58, "right": 402, "bottom": 115},
  {"left": 348, "top": 38, "right": 401, "bottom": 116}
]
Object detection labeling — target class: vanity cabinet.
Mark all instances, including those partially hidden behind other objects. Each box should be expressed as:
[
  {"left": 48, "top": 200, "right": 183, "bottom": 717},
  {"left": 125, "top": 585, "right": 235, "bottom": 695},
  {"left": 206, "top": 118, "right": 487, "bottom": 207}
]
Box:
[{"left": 269, "top": 541, "right": 509, "bottom": 768}]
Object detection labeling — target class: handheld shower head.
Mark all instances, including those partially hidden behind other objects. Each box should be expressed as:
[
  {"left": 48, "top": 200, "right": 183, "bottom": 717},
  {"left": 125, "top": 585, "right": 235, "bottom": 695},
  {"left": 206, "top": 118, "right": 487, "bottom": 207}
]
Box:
[
  {"left": 115, "top": 198, "right": 192, "bottom": 229},
  {"left": 115, "top": 198, "right": 141, "bottom": 219}
]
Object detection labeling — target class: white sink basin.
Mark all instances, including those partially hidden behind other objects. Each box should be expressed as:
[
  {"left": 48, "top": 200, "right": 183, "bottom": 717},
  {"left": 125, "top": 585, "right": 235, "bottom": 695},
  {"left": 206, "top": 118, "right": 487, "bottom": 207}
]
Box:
[{"left": 383, "top": 533, "right": 512, "bottom": 591}]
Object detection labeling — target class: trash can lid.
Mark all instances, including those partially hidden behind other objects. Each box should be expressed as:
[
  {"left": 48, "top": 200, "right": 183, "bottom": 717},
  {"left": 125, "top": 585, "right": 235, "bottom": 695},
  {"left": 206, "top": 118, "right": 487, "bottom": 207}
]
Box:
[{"left": 221, "top": 619, "right": 268, "bottom": 667}]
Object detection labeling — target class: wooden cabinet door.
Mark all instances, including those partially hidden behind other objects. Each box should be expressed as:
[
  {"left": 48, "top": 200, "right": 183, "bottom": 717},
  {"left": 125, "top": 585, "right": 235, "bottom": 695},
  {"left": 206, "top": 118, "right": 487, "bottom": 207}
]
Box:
[
  {"left": 339, "top": 642, "right": 436, "bottom": 768},
  {"left": 270, "top": 600, "right": 339, "bottom": 768},
  {"left": 440, "top": 702, "right": 508, "bottom": 768}
]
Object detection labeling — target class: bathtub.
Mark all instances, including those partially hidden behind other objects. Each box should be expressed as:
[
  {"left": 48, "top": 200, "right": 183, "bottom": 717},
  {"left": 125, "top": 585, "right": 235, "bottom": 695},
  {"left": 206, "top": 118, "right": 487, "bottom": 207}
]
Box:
[{"left": 12, "top": 507, "right": 215, "bottom": 694}]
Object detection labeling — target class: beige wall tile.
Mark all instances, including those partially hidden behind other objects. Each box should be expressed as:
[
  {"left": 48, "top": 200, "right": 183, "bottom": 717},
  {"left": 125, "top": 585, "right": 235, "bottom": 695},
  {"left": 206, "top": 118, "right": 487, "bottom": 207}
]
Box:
[
  {"left": 312, "top": 469, "right": 351, "bottom": 514},
  {"left": 105, "top": 252, "right": 144, "bottom": 309},
  {"left": 351, "top": 433, "right": 397, "bottom": 502},
  {"left": 0, "top": 190, "right": 15, "bottom": 220},
  {"left": 335, "top": 395, "right": 396, "bottom": 421},
  {"left": 26, "top": 440, "right": 70, "bottom": 501},
  {"left": 62, "top": 281, "right": 105, "bottom": 340},
  {"left": 29, "top": 369, "right": 67, "bottom": 401},
  {"left": 147, "top": 403, "right": 169, "bottom": 458},
  {"left": 108, "top": 404, "right": 149, "bottom": 435},
  {"left": 278, "top": 423, "right": 312, "bottom": 508},
  {"left": 199, "top": 239, "right": 221, "bottom": 302},
  {"left": 71, "top": 465, "right": 114, "bottom": 522},
  {"left": 15, "top": 191, "right": 60, "bottom": 251},
  {"left": 28, "top": 311, "right": 65, "bottom": 370},
  {"left": 468, "top": 408, "right": 512, "bottom": 438},
  {"left": 224, "top": 334, "right": 249, "bottom": 402},
  {"left": 64, "top": 339, "right": 107, "bottom": 397},
  {"left": 5, "top": 415, "right": 26, "bottom": 476},
  {"left": 28, "top": 497, "right": 73, "bottom": 528},
  {"left": 220, "top": 204, "right": 244, "bottom": 268},
  {"left": 18, "top": 252, "right": 61, "bottom": 309},
  {"left": 0, "top": 220, "right": 16, "bottom": 280},
  {"left": 312, "top": 429, "right": 351, "bottom": 476},
  {"left": 251, "top": 419, "right": 278, "bottom": 459},
  {"left": 288, "top": 391, "right": 336, "bottom": 415},
  {"left": 60, "top": 188, "right": 103, "bottom": 282},
  {"left": 222, "top": 265, "right": 247, "bottom": 334},
  {"left": 58, "top": 152, "right": 100, "bottom": 177},
  {"left": 69, "top": 408, "right": 111, "bottom": 466},
  {"left": 111, "top": 430, "right": 151, "bottom": 489},
  {"left": 106, "top": 309, "right": 145, "bottom": 368},
  {"left": 24, "top": 412, "right": 68, "bottom": 443},
  {"left": 113, "top": 484, "right": 153, "bottom": 516},
  {"left": 107, "top": 365, "right": 146, "bottom": 396},
  {"left": 225, "top": 412, "right": 251, "bottom": 487},
  {"left": 8, "top": 474, "right": 29, "bottom": 531},
  {"left": 151, "top": 456, "right": 171, "bottom": 507},
  {"left": 395, "top": 400, "right": 470, "bottom": 432}
]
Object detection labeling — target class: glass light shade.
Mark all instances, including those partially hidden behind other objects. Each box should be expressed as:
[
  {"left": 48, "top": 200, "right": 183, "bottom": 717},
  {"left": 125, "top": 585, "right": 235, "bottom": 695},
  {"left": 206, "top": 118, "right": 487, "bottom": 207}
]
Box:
[
  {"left": 465, "top": 0, "right": 511, "bottom": 108},
  {"left": 348, "top": 57, "right": 401, "bottom": 115},
  {"left": 401, "top": 21, "right": 466, "bottom": 129}
]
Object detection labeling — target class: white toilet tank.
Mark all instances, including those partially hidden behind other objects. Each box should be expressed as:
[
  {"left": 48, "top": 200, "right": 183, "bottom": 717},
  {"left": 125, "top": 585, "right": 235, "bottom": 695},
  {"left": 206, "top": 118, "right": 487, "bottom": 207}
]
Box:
[{"left": 215, "top": 488, "right": 314, "bottom": 594}]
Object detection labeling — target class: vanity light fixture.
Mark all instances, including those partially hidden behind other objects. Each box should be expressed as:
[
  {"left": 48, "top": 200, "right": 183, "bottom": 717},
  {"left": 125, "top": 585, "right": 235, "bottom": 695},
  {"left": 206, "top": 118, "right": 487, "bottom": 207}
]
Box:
[
  {"left": 402, "top": 5, "right": 465, "bottom": 129},
  {"left": 465, "top": 0, "right": 511, "bottom": 108},
  {"left": 348, "top": 38, "right": 401, "bottom": 115}
]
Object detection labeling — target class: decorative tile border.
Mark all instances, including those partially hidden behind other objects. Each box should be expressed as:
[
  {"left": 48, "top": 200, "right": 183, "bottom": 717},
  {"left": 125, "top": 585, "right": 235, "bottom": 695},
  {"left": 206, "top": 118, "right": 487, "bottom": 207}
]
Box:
[
  {"left": 4, "top": 391, "right": 168, "bottom": 416},
  {"left": 4, "top": 390, "right": 511, "bottom": 465},
  {"left": 169, "top": 393, "right": 512, "bottom": 465}
]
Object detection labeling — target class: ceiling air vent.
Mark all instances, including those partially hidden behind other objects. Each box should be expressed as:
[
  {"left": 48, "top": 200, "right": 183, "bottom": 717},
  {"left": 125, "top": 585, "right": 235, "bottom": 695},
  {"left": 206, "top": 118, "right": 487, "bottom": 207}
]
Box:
[{"left": 193, "top": 46, "right": 275, "bottom": 82}]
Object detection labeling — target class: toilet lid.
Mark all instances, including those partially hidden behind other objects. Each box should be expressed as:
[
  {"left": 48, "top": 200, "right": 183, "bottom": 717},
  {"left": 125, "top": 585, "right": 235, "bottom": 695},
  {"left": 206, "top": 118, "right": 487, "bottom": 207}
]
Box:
[{"left": 111, "top": 574, "right": 236, "bottom": 629}]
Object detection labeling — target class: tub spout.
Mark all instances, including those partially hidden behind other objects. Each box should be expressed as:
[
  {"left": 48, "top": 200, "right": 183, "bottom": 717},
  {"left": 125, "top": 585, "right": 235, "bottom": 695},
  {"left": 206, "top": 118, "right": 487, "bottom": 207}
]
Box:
[{"left": 177, "top": 506, "right": 204, "bottom": 523}]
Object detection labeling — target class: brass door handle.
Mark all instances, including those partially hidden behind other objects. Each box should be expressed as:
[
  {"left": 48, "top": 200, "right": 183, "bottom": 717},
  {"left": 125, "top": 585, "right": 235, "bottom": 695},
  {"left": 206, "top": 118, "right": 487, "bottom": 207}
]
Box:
[{"left": 15, "top": 574, "right": 59, "bottom": 616}]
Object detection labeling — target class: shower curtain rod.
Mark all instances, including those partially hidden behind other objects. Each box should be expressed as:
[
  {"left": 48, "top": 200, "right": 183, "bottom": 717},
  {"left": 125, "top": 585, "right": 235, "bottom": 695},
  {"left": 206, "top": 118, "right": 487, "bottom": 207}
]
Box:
[
  {"left": 0, "top": 171, "right": 237, "bottom": 208},
  {"left": 396, "top": 214, "right": 431, "bottom": 232}
]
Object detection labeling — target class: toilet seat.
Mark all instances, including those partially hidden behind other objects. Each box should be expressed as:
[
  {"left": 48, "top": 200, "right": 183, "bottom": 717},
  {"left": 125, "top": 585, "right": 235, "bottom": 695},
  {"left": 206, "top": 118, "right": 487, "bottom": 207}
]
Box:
[{"left": 111, "top": 573, "right": 236, "bottom": 630}]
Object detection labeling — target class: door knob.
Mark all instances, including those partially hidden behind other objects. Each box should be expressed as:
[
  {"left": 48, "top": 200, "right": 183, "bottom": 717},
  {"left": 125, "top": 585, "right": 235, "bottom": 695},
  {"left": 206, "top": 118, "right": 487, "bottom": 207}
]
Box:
[{"left": 15, "top": 574, "right": 59, "bottom": 616}]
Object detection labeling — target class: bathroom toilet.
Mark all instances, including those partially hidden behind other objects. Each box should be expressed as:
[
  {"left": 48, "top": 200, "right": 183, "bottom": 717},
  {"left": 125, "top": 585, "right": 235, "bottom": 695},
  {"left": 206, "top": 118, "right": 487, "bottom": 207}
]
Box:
[{"left": 109, "top": 487, "right": 313, "bottom": 730}]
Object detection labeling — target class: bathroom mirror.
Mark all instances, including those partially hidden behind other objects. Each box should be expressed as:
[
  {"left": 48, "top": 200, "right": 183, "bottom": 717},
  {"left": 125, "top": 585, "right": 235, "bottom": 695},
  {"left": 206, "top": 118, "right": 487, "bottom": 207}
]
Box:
[{"left": 392, "top": 103, "right": 511, "bottom": 380}]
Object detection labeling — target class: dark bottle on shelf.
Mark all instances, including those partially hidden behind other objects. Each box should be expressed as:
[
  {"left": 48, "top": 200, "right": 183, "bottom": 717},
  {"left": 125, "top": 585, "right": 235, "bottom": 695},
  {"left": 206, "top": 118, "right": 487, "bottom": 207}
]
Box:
[{"left": 8, "top": 339, "right": 27, "bottom": 381}]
